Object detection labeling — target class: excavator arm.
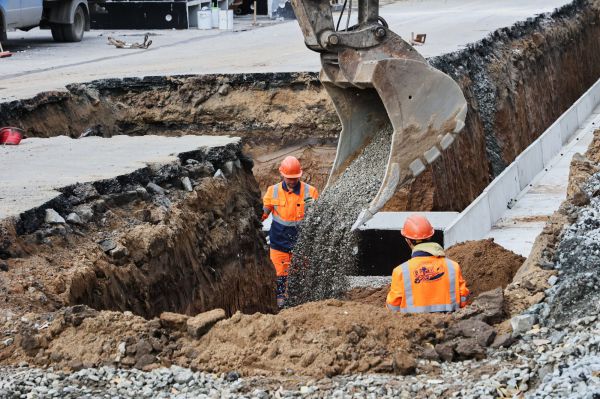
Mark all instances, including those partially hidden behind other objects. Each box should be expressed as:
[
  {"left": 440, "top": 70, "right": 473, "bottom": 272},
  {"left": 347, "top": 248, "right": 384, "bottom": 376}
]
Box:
[{"left": 291, "top": 0, "right": 468, "bottom": 229}]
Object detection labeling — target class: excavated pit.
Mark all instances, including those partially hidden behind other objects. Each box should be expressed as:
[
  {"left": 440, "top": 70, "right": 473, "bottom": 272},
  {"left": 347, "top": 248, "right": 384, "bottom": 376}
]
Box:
[
  {"left": 0, "top": 0, "right": 600, "bottom": 381},
  {"left": 0, "top": 141, "right": 276, "bottom": 320}
]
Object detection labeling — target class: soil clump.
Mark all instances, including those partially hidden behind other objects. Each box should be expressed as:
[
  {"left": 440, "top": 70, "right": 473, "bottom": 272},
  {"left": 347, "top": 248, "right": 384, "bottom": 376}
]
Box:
[{"left": 446, "top": 239, "right": 525, "bottom": 297}]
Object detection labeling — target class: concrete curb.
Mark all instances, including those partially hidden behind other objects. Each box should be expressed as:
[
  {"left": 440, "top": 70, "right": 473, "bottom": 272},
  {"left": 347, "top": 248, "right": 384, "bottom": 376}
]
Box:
[{"left": 444, "top": 77, "right": 600, "bottom": 247}]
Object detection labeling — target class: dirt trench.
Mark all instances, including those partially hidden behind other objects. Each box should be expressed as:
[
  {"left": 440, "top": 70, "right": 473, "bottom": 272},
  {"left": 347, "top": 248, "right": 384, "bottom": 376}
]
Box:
[{"left": 0, "top": 142, "right": 276, "bottom": 319}]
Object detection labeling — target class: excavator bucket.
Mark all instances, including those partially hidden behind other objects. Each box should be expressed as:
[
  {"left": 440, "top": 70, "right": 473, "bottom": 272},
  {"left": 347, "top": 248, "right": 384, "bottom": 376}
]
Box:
[{"left": 291, "top": 0, "right": 468, "bottom": 229}]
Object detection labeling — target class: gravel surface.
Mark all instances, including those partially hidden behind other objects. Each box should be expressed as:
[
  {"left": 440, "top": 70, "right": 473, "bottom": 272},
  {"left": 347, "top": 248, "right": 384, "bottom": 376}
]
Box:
[
  {"left": 347, "top": 276, "right": 391, "bottom": 289},
  {"left": 287, "top": 127, "right": 393, "bottom": 305}
]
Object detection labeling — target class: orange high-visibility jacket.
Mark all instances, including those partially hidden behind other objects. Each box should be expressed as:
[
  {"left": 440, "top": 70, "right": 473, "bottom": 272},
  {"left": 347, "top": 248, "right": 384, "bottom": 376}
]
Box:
[
  {"left": 386, "top": 255, "right": 469, "bottom": 313},
  {"left": 263, "top": 181, "right": 319, "bottom": 252}
]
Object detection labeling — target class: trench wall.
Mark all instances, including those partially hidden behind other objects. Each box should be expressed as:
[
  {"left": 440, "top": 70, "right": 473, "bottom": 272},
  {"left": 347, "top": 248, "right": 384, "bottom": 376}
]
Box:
[
  {"left": 1, "top": 0, "right": 600, "bottom": 213},
  {"left": 0, "top": 143, "right": 277, "bottom": 318}
]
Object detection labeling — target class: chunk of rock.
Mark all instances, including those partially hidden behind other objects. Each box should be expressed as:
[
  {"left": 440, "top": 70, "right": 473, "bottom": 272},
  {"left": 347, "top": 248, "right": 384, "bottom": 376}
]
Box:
[
  {"left": 471, "top": 288, "right": 505, "bottom": 323},
  {"left": 174, "top": 368, "right": 194, "bottom": 384},
  {"left": 98, "top": 239, "right": 117, "bottom": 253},
  {"left": 45, "top": 209, "right": 65, "bottom": 224},
  {"left": 448, "top": 319, "right": 496, "bottom": 347},
  {"left": 511, "top": 314, "right": 537, "bottom": 335},
  {"left": 491, "top": 333, "right": 513, "bottom": 348},
  {"left": 74, "top": 206, "right": 94, "bottom": 223},
  {"left": 63, "top": 305, "right": 99, "bottom": 327},
  {"left": 72, "top": 183, "right": 99, "bottom": 203},
  {"left": 454, "top": 338, "right": 486, "bottom": 360},
  {"left": 181, "top": 177, "right": 193, "bottom": 192},
  {"left": 109, "top": 244, "right": 129, "bottom": 260},
  {"left": 218, "top": 84, "right": 230, "bottom": 96},
  {"left": 213, "top": 169, "right": 226, "bottom": 179},
  {"left": 435, "top": 342, "right": 455, "bottom": 362},
  {"left": 134, "top": 354, "right": 155, "bottom": 370},
  {"left": 392, "top": 352, "right": 416, "bottom": 375},
  {"left": 66, "top": 213, "right": 83, "bottom": 225},
  {"left": 187, "top": 308, "right": 226, "bottom": 338},
  {"left": 146, "top": 182, "right": 165, "bottom": 196},
  {"left": 160, "top": 312, "right": 189, "bottom": 331}
]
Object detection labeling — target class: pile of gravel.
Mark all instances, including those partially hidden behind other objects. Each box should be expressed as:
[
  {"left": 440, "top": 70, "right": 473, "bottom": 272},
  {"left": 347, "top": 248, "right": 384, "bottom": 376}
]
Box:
[
  {"left": 287, "top": 127, "right": 392, "bottom": 305},
  {"left": 541, "top": 172, "right": 600, "bottom": 325},
  {"left": 0, "top": 366, "right": 248, "bottom": 398}
]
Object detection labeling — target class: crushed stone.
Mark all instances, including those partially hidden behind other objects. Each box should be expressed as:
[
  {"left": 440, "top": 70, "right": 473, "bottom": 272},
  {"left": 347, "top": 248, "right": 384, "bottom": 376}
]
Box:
[{"left": 287, "top": 126, "right": 393, "bottom": 305}]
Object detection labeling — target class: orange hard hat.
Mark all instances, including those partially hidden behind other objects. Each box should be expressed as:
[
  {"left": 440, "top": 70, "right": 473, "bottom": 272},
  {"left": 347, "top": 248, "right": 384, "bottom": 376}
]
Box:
[
  {"left": 279, "top": 156, "right": 303, "bottom": 178},
  {"left": 401, "top": 214, "right": 435, "bottom": 240}
]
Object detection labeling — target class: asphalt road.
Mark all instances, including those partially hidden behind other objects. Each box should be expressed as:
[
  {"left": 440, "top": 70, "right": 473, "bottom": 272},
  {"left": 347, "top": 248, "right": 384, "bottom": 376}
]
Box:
[
  {"left": 0, "top": 135, "right": 238, "bottom": 219},
  {"left": 0, "top": 0, "right": 571, "bottom": 101}
]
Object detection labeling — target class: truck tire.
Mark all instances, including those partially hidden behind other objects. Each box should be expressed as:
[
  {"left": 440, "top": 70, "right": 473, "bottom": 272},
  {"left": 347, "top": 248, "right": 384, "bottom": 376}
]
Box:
[
  {"left": 61, "top": 5, "right": 85, "bottom": 42},
  {"left": 51, "top": 25, "right": 65, "bottom": 42}
]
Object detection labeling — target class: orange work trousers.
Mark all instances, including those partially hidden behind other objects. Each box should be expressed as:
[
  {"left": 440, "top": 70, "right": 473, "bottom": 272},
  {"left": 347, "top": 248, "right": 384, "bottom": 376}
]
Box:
[{"left": 270, "top": 248, "right": 292, "bottom": 277}]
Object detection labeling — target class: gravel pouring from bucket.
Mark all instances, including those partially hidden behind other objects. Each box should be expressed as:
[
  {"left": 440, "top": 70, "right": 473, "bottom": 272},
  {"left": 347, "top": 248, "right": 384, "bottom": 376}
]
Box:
[{"left": 291, "top": 0, "right": 468, "bottom": 229}]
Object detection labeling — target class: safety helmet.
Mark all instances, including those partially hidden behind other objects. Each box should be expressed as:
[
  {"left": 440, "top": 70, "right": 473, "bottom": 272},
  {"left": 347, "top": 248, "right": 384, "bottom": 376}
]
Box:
[
  {"left": 279, "top": 156, "right": 303, "bottom": 178},
  {"left": 401, "top": 214, "right": 434, "bottom": 240}
]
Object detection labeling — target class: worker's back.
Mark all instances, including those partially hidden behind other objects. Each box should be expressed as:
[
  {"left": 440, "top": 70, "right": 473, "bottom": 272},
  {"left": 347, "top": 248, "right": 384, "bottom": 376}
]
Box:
[{"left": 386, "top": 243, "right": 469, "bottom": 313}]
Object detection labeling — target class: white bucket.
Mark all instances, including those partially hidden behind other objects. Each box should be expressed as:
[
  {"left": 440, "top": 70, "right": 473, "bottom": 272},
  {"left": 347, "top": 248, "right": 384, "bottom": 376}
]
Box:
[
  {"left": 227, "top": 9, "right": 234, "bottom": 30},
  {"left": 218, "top": 10, "right": 228, "bottom": 30},
  {"left": 211, "top": 7, "right": 219, "bottom": 28},
  {"left": 197, "top": 10, "right": 212, "bottom": 29}
]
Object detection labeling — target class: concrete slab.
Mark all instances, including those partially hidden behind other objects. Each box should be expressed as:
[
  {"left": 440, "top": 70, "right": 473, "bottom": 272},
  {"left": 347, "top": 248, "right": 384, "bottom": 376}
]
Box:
[
  {"left": 0, "top": 135, "right": 238, "bottom": 219},
  {"left": 487, "top": 110, "right": 600, "bottom": 257},
  {"left": 359, "top": 211, "right": 459, "bottom": 231},
  {"left": 0, "top": 0, "right": 571, "bottom": 101}
]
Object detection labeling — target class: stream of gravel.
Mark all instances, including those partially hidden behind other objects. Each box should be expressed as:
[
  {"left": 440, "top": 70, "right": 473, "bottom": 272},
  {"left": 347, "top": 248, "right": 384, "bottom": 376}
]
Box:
[{"left": 287, "top": 126, "right": 393, "bottom": 305}]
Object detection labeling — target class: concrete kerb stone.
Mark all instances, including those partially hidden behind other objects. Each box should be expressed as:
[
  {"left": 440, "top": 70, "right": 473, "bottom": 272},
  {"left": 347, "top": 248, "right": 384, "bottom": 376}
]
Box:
[
  {"left": 516, "top": 142, "right": 544, "bottom": 192},
  {"left": 485, "top": 164, "right": 520, "bottom": 224},
  {"left": 443, "top": 198, "right": 492, "bottom": 248},
  {"left": 560, "top": 108, "right": 580, "bottom": 145},
  {"left": 541, "top": 124, "right": 563, "bottom": 167}
]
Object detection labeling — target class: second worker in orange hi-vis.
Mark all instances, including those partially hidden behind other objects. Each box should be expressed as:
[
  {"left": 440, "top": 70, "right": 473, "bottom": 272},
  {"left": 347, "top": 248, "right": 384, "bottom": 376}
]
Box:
[
  {"left": 386, "top": 214, "right": 470, "bottom": 313},
  {"left": 262, "top": 156, "right": 319, "bottom": 309}
]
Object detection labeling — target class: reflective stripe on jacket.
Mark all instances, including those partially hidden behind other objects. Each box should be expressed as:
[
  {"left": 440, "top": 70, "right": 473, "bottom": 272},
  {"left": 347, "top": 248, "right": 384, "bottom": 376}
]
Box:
[
  {"left": 263, "top": 181, "right": 319, "bottom": 252},
  {"left": 386, "top": 256, "right": 469, "bottom": 313}
]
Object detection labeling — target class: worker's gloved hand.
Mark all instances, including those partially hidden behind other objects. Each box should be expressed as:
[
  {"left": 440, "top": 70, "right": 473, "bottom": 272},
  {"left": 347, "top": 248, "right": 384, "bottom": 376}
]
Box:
[{"left": 304, "top": 197, "right": 315, "bottom": 208}]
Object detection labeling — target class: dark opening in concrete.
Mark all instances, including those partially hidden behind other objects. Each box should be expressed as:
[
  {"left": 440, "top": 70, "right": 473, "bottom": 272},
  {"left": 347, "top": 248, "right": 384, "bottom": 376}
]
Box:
[{"left": 356, "top": 229, "right": 445, "bottom": 276}]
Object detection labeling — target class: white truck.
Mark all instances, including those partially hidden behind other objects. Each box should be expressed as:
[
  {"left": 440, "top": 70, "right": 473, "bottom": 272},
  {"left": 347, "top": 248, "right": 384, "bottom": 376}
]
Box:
[{"left": 0, "top": 0, "right": 89, "bottom": 42}]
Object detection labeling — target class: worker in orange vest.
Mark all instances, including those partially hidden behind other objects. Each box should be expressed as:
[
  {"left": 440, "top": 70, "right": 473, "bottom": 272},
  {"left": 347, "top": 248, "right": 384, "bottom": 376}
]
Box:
[
  {"left": 262, "top": 156, "right": 319, "bottom": 308},
  {"left": 386, "top": 214, "right": 469, "bottom": 313}
]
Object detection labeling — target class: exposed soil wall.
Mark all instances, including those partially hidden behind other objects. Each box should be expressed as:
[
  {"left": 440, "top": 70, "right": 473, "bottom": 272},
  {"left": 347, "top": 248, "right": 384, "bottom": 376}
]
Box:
[
  {"left": 2, "top": 1, "right": 599, "bottom": 212},
  {"left": 0, "top": 143, "right": 276, "bottom": 318}
]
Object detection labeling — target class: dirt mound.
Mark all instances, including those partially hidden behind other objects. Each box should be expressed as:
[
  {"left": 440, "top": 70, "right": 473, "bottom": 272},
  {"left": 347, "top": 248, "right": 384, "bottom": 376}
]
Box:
[
  {"left": 188, "top": 299, "right": 448, "bottom": 377},
  {"left": 345, "top": 285, "right": 389, "bottom": 307},
  {"left": 447, "top": 239, "right": 525, "bottom": 297}
]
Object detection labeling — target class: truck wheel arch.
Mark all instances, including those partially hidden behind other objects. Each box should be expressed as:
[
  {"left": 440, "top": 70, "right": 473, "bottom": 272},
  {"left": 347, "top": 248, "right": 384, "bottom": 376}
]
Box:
[{"left": 47, "top": 0, "right": 90, "bottom": 30}]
